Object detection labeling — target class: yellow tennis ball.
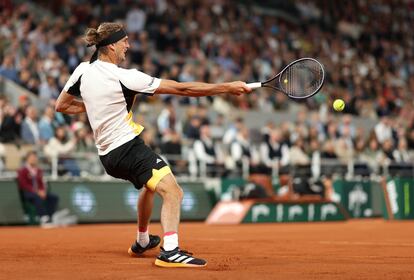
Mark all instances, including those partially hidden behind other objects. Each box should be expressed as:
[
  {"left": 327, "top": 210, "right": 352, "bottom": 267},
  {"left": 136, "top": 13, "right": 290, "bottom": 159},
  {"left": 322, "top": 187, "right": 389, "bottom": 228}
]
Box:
[
  {"left": 333, "top": 99, "right": 345, "bottom": 111},
  {"left": 284, "top": 79, "right": 288, "bottom": 84}
]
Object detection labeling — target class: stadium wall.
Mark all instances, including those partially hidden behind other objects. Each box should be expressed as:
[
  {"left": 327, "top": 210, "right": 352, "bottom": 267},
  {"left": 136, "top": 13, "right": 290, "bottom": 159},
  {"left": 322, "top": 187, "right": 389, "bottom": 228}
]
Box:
[
  {"left": 0, "top": 179, "right": 216, "bottom": 225},
  {"left": 1, "top": 177, "right": 413, "bottom": 225}
]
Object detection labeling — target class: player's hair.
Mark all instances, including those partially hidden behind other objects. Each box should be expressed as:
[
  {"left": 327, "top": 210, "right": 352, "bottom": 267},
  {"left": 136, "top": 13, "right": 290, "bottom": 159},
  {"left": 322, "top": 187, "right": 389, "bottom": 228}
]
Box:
[{"left": 84, "top": 22, "right": 124, "bottom": 52}]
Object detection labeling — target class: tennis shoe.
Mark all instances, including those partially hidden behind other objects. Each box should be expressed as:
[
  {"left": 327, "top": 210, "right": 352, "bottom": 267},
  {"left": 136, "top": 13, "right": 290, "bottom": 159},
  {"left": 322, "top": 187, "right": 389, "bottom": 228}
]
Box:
[
  {"left": 155, "top": 247, "right": 207, "bottom": 268},
  {"left": 128, "top": 234, "right": 161, "bottom": 256}
]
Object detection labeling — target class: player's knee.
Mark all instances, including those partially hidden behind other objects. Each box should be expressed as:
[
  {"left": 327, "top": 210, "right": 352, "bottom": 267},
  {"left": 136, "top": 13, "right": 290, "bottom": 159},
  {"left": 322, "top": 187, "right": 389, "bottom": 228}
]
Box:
[
  {"left": 168, "top": 183, "right": 183, "bottom": 202},
  {"left": 156, "top": 177, "right": 183, "bottom": 202}
]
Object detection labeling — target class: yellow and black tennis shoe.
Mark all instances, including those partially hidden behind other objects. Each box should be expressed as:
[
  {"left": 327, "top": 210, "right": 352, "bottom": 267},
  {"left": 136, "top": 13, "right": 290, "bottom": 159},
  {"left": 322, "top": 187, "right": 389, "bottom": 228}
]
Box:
[
  {"left": 128, "top": 235, "right": 161, "bottom": 256},
  {"left": 155, "top": 247, "right": 207, "bottom": 268}
]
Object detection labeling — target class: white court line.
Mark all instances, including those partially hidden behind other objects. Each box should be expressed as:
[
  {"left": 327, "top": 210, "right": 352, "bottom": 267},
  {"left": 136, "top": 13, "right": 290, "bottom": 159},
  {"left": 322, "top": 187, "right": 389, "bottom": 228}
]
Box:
[{"left": 319, "top": 241, "right": 414, "bottom": 247}]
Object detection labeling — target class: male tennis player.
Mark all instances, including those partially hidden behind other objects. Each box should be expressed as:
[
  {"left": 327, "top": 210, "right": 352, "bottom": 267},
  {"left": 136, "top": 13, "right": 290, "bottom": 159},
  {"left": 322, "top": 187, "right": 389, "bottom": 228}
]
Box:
[{"left": 56, "top": 22, "right": 251, "bottom": 268}]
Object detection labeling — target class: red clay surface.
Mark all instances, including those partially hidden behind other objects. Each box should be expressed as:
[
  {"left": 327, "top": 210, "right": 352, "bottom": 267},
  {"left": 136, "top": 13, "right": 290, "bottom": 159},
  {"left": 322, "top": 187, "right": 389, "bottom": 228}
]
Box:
[{"left": 1, "top": 220, "right": 414, "bottom": 279}]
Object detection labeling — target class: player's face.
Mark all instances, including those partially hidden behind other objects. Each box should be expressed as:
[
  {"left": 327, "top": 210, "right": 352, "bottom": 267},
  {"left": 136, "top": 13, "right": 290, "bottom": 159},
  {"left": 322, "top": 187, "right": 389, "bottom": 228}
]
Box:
[{"left": 114, "top": 36, "right": 129, "bottom": 62}]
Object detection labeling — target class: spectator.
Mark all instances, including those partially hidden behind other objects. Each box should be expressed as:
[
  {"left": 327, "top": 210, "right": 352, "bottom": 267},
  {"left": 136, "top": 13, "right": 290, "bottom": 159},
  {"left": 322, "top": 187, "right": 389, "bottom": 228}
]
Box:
[
  {"left": 321, "top": 140, "right": 338, "bottom": 159},
  {"left": 44, "top": 126, "right": 80, "bottom": 176},
  {"left": 157, "top": 101, "right": 180, "bottom": 138},
  {"left": 289, "top": 138, "right": 310, "bottom": 166},
  {"left": 73, "top": 126, "right": 95, "bottom": 153},
  {"left": 16, "top": 151, "right": 59, "bottom": 226},
  {"left": 407, "top": 130, "right": 414, "bottom": 150},
  {"left": 73, "top": 126, "right": 100, "bottom": 176},
  {"left": 39, "top": 76, "right": 59, "bottom": 100},
  {"left": 0, "top": 54, "right": 19, "bottom": 82},
  {"left": 193, "top": 125, "right": 225, "bottom": 176},
  {"left": 393, "top": 138, "right": 411, "bottom": 163},
  {"left": 381, "top": 139, "right": 396, "bottom": 163},
  {"left": 223, "top": 117, "right": 244, "bottom": 145},
  {"left": 66, "top": 45, "right": 80, "bottom": 72},
  {"left": 230, "top": 126, "right": 261, "bottom": 174},
  {"left": 160, "top": 130, "right": 187, "bottom": 175},
  {"left": 209, "top": 113, "right": 226, "bottom": 140},
  {"left": 260, "top": 128, "right": 290, "bottom": 171},
  {"left": 375, "top": 116, "right": 393, "bottom": 144},
  {"left": 125, "top": 4, "right": 146, "bottom": 34},
  {"left": 38, "top": 106, "right": 56, "bottom": 143},
  {"left": 260, "top": 121, "right": 276, "bottom": 143},
  {"left": 338, "top": 115, "right": 356, "bottom": 140},
  {"left": 183, "top": 116, "right": 202, "bottom": 140},
  {"left": 360, "top": 138, "right": 385, "bottom": 173},
  {"left": 16, "top": 95, "right": 30, "bottom": 118},
  {"left": 20, "top": 105, "right": 40, "bottom": 145},
  {"left": 335, "top": 137, "right": 354, "bottom": 164},
  {"left": 0, "top": 103, "right": 23, "bottom": 143}
]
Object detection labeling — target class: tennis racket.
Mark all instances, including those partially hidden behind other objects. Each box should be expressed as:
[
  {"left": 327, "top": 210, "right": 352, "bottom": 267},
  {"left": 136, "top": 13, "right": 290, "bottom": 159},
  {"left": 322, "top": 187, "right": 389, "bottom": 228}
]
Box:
[{"left": 246, "top": 58, "right": 325, "bottom": 99}]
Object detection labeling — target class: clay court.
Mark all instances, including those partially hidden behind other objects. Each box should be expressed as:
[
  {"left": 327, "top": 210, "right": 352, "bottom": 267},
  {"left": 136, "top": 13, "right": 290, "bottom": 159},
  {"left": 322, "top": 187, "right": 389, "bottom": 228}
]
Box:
[{"left": 1, "top": 219, "right": 413, "bottom": 279}]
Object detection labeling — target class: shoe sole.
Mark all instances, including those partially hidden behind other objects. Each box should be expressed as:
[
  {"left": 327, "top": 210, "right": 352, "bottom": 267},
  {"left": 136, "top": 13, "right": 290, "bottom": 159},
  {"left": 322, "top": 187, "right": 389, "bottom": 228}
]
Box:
[
  {"left": 154, "top": 259, "right": 207, "bottom": 268},
  {"left": 128, "top": 244, "right": 159, "bottom": 257}
]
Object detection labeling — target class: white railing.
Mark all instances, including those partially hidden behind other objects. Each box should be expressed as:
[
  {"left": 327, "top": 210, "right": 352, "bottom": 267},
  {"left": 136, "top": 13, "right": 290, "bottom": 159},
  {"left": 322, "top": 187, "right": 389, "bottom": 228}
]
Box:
[{"left": 1, "top": 148, "right": 413, "bottom": 180}]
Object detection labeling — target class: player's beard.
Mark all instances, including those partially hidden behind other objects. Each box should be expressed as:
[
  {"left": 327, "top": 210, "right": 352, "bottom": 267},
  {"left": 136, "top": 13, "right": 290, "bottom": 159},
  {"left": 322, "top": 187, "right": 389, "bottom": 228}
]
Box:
[{"left": 116, "top": 49, "right": 126, "bottom": 62}]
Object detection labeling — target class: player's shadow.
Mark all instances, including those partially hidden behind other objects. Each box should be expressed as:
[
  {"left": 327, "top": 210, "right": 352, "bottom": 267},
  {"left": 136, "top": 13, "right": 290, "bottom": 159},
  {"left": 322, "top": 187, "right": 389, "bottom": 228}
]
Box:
[{"left": 97, "top": 249, "right": 158, "bottom": 258}]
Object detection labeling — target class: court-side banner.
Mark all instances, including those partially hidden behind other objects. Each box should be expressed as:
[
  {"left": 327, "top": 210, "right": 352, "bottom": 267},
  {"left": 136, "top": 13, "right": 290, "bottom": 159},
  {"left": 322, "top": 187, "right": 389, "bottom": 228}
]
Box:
[
  {"left": 383, "top": 178, "right": 414, "bottom": 220},
  {"left": 333, "top": 179, "right": 373, "bottom": 218},
  {"left": 206, "top": 200, "right": 347, "bottom": 224}
]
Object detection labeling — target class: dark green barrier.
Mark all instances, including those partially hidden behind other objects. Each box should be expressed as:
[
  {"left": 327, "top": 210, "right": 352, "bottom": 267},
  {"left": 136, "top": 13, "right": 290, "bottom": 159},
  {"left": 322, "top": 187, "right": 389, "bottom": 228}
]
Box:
[
  {"left": 383, "top": 178, "right": 414, "bottom": 220},
  {"left": 333, "top": 179, "right": 373, "bottom": 218},
  {"left": 48, "top": 180, "right": 213, "bottom": 223},
  {"left": 242, "top": 201, "right": 347, "bottom": 223},
  {"left": 0, "top": 180, "right": 26, "bottom": 224},
  {"left": 0, "top": 179, "right": 213, "bottom": 224}
]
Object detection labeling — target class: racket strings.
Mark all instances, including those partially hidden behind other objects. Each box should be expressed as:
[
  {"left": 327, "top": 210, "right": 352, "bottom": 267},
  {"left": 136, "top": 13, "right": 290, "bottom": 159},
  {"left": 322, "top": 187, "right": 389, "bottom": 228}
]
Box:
[{"left": 280, "top": 60, "right": 323, "bottom": 98}]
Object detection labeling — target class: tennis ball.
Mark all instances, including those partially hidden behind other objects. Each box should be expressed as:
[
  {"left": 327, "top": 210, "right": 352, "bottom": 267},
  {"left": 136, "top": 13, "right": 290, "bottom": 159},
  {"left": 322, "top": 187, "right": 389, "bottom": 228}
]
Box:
[
  {"left": 284, "top": 79, "right": 288, "bottom": 84},
  {"left": 333, "top": 99, "right": 345, "bottom": 111}
]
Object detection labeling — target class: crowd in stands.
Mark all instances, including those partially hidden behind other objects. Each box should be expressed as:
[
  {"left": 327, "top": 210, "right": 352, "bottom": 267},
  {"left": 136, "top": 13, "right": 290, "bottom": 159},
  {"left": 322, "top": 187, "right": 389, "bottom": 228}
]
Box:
[{"left": 1, "top": 0, "right": 414, "bottom": 178}]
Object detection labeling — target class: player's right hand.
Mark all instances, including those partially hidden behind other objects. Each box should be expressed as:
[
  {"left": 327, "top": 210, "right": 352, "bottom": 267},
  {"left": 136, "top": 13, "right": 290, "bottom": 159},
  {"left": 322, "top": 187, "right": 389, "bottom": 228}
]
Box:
[{"left": 226, "top": 81, "right": 253, "bottom": 96}]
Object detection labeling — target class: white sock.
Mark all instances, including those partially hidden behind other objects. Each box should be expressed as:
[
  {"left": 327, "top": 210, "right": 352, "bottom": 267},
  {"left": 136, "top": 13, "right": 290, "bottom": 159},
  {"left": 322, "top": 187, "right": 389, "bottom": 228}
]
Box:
[
  {"left": 163, "top": 232, "right": 178, "bottom": 251},
  {"left": 137, "top": 229, "right": 149, "bottom": 247}
]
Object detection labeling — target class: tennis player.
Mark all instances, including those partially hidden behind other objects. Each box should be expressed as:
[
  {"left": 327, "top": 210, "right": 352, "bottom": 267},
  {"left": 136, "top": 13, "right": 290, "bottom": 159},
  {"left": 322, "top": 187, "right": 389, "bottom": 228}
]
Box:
[{"left": 56, "top": 22, "right": 251, "bottom": 268}]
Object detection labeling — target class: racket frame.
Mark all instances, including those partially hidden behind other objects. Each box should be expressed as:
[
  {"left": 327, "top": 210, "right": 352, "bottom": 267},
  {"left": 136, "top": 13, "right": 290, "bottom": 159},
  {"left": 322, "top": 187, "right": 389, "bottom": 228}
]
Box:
[{"left": 247, "top": 57, "right": 325, "bottom": 99}]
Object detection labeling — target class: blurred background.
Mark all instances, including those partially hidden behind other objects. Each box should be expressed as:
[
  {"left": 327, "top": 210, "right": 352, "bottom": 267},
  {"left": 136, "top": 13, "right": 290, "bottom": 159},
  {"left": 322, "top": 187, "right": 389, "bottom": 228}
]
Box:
[{"left": 0, "top": 0, "right": 414, "bottom": 225}]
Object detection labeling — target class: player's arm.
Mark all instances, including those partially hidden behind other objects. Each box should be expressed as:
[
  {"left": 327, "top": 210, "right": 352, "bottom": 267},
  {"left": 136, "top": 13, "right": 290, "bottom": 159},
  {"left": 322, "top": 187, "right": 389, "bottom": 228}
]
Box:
[
  {"left": 55, "top": 91, "right": 86, "bottom": 114},
  {"left": 155, "top": 80, "right": 252, "bottom": 97}
]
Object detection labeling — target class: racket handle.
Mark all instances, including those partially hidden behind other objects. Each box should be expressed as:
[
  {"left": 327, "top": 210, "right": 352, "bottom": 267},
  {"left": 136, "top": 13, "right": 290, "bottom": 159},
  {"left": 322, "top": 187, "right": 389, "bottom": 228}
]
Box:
[{"left": 246, "top": 82, "right": 262, "bottom": 89}]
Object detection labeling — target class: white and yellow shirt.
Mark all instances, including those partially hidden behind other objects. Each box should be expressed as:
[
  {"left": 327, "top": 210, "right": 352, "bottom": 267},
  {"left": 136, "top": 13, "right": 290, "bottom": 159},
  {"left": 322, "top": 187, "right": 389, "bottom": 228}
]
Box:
[{"left": 63, "top": 60, "right": 160, "bottom": 155}]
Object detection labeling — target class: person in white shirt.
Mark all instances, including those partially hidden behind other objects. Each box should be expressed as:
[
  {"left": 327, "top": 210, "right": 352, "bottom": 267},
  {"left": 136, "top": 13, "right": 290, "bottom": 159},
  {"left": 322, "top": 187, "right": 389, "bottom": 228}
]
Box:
[
  {"left": 374, "top": 116, "right": 393, "bottom": 144},
  {"left": 193, "top": 124, "right": 225, "bottom": 176},
  {"left": 55, "top": 22, "right": 251, "bottom": 268},
  {"left": 230, "top": 126, "right": 261, "bottom": 174},
  {"left": 260, "top": 128, "right": 290, "bottom": 171}
]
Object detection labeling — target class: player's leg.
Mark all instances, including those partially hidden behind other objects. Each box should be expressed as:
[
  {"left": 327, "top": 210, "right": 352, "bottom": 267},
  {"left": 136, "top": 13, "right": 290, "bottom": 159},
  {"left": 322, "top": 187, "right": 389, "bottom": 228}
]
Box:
[
  {"left": 137, "top": 188, "right": 154, "bottom": 245},
  {"left": 98, "top": 137, "right": 162, "bottom": 256},
  {"left": 154, "top": 174, "right": 182, "bottom": 235},
  {"left": 154, "top": 173, "right": 207, "bottom": 268},
  {"left": 138, "top": 187, "right": 154, "bottom": 235},
  {"left": 128, "top": 188, "right": 161, "bottom": 256}
]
